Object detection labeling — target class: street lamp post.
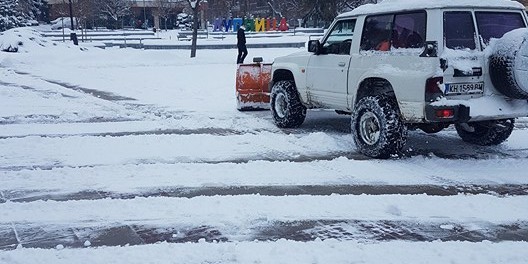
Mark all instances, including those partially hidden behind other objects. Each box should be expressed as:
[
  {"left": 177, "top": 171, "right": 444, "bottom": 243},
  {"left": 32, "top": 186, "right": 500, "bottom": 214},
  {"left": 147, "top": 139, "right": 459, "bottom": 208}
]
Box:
[
  {"left": 201, "top": 0, "right": 208, "bottom": 30},
  {"left": 68, "top": 0, "right": 78, "bottom": 45},
  {"left": 61, "top": 0, "right": 66, "bottom": 42},
  {"left": 68, "top": 0, "right": 74, "bottom": 30},
  {"left": 143, "top": 0, "right": 147, "bottom": 29}
]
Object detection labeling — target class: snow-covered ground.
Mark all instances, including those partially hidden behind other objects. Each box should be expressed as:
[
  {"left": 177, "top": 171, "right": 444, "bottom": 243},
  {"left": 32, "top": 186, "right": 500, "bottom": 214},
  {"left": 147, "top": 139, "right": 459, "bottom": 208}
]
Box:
[{"left": 0, "top": 27, "right": 527, "bottom": 263}]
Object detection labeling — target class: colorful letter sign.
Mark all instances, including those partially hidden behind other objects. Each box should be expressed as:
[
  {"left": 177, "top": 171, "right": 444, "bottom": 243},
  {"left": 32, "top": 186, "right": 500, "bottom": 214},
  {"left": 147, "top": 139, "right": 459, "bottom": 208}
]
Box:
[
  {"left": 255, "top": 18, "right": 265, "bottom": 32},
  {"left": 213, "top": 17, "right": 289, "bottom": 32}
]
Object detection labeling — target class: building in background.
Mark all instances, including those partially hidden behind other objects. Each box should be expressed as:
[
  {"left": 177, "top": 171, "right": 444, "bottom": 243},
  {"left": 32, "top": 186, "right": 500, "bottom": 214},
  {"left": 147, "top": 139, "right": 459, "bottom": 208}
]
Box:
[
  {"left": 45, "top": 0, "right": 528, "bottom": 31},
  {"left": 46, "top": 0, "right": 278, "bottom": 30},
  {"left": 47, "top": 0, "right": 185, "bottom": 29}
]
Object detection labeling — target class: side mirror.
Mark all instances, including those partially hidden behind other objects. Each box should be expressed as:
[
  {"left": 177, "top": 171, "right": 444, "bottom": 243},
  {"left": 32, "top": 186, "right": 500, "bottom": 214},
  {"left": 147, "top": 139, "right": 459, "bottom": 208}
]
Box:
[
  {"left": 253, "top": 57, "right": 263, "bottom": 63},
  {"left": 308, "top": 40, "right": 321, "bottom": 54}
]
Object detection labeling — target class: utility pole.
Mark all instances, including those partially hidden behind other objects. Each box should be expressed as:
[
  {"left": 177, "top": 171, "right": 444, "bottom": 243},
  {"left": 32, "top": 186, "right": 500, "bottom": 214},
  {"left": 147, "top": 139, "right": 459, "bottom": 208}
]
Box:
[
  {"left": 68, "top": 0, "right": 74, "bottom": 30},
  {"left": 143, "top": 0, "right": 147, "bottom": 28},
  {"left": 61, "top": 0, "right": 66, "bottom": 42},
  {"left": 68, "top": 0, "right": 78, "bottom": 45}
]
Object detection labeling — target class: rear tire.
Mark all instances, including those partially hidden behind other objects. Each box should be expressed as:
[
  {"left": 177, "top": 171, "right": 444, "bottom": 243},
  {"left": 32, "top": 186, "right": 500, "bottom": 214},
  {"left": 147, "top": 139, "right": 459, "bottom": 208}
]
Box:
[
  {"left": 270, "top": 80, "right": 306, "bottom": 128},
  {"left": 455, "top": 119, "right": 515, "bottom": 146},
  {"left": 351, "top": 95, "right": 407, "bottom": 159}
]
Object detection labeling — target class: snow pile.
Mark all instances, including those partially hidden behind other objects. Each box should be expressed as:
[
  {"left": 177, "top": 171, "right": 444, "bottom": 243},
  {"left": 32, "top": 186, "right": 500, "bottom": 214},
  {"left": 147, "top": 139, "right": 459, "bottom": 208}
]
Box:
[{"left": 0, "top": 27, "right": 62, "bottom": 53}]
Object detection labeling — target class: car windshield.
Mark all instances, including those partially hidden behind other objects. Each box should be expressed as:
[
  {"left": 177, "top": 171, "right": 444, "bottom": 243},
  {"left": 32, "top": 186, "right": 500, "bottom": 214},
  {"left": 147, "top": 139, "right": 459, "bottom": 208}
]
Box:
[
  {"left": 325, "top": 20, "right": 356, "bottom": 45},
  {"left": 475, "top": 12, "right": 526, "bottom": 45}
]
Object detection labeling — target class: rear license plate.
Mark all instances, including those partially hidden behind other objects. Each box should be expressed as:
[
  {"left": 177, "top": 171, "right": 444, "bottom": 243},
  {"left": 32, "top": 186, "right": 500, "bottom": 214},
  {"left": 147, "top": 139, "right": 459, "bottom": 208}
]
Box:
[{"left": 444, "top": 82, "right": 484, "bottom": 95}]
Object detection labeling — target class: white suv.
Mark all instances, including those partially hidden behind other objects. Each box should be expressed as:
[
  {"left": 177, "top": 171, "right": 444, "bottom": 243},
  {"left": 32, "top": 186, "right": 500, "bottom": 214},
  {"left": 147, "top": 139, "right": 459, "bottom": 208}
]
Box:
[{"left": 270, "top": 0, "right": 528, "bottom": 158}]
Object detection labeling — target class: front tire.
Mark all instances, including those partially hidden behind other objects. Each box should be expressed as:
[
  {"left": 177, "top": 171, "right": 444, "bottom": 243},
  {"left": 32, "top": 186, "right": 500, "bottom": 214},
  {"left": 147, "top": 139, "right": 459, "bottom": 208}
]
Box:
[
  {"left": 270, "top": 80, "right": 306, "bottom": 128},
  {"left": 351, "top": 95, "right": 407, "bottom": 159},
  {"left": 455, "top": 119, "right": 514, "bottom": 146}
]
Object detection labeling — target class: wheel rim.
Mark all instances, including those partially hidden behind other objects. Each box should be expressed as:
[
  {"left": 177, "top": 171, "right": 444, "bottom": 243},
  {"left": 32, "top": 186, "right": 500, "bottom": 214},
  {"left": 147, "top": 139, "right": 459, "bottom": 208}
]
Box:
[
  {"left": 359, "top": 111, "right": 381, "bottom": 145},
  {"left": 274, "top": 93, "right": 288, "bottom": 118}
]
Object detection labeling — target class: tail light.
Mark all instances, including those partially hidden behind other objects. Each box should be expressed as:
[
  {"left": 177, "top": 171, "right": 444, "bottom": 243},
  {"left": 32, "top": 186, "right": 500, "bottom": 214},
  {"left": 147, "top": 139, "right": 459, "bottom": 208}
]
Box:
[
  {"left": 435, "top": 109, "right": 455, "bottom": 119},
  {"left": 425, "top": 77, "right": 444, "bottom": 102}
]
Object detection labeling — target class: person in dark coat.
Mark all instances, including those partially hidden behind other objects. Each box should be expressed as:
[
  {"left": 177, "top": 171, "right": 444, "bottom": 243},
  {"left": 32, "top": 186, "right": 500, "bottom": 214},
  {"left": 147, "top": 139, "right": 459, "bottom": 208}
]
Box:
[{"left": 237, "top": 25, "right": 248, "bottom": 64}]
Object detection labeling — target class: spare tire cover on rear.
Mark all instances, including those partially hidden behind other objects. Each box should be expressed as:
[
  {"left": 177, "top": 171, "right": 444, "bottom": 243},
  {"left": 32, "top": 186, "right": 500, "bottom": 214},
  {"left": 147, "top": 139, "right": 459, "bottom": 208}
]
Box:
[{"left": 489, "top": 28, "right": 528, "bottom": 99}]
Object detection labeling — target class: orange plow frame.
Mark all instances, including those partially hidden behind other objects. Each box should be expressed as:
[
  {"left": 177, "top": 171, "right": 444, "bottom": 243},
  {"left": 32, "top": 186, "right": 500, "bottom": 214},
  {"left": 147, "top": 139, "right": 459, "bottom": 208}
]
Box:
[{"left": 235, "top": 60, "right": 272, "bottom": 111}]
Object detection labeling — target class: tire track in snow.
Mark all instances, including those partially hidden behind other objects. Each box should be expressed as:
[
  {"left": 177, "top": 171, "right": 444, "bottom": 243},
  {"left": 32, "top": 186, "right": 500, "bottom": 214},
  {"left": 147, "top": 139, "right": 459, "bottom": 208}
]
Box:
[
  {"left": 0, "top": 128, "right": 248, "bottom": 139},
  {"left": 1, "top": 220, "right": 527, "bottom": 250},
  {"left": 1, "top": 195, "right": 526, "bottom": 226},
  {"left": 1, "top": 184, "right": 527, "bottom": 203},
  {"left": 2, "top": 128, "right": 528, "bottom": 173},
  {"left": 3, "top": 70, "right": 528, "bottom": 253},
  {"left": 34, "top": 77, "right": 137, "bottom": 102},
  {"left": 4, "top": 146, "right": 528, "bottom": 171},
  {"left": 0, "top": 116, "right": 138, "bottom": 126},
  {"left": 0, "top": 151, "right": 360, "bottom": 172}
]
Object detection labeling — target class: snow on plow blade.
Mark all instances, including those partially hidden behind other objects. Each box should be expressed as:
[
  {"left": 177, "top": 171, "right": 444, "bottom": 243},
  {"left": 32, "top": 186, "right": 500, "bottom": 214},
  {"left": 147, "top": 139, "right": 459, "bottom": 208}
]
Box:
[{"left": 236, "top": 57, "right": 272, "bottom": 111}]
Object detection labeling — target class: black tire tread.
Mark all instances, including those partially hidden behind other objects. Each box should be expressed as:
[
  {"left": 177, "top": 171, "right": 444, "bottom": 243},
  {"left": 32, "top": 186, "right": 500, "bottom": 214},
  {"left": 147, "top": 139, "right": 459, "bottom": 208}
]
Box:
[
  {"left": 270, "top": 80, "right": 306, "bottom": 128},
  {"left": 455, "top": 119, "right": 515, "bottom": 146},
  {"left": 489, "top": 55, "right": 528, "bottom": 99},
  {"left": 351, "top": 95, "right": 407, "bottom": 159}
]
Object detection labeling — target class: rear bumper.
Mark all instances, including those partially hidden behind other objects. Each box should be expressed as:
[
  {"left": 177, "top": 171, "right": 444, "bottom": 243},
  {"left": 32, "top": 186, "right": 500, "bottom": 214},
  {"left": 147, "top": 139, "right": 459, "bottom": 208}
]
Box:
[
  {"left": 425, "top": 105, "right": 470, "bottom": 123},
  {"left": 425, "top": 96, "right": 528, "bottom": 123}
]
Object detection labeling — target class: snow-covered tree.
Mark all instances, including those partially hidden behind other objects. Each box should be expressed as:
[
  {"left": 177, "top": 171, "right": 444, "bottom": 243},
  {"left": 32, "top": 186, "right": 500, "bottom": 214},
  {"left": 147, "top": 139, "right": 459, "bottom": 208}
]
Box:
[
  {"left": 18, "top": 0, "right": 48, "bottom": 20},
  {"left": 0, "top": 0, "right": 24, "bottom": 32},
  {"left": 266, "top": 0, "right": 376, "bottom": 27},
  {"left": 74, "top": 0, "right": 97, "bottom": 29},
  {"left": 153, "top": 0, "right": 177, "bottom": 31},
  {"left": 206, "top": 0, "right": 235, "bottom": 19},
  {"left": 0, "top": 0, "right": 49, "bottom": 31},
  {"left": 95, "top": 0, "right": 131, "bottom": 28}
]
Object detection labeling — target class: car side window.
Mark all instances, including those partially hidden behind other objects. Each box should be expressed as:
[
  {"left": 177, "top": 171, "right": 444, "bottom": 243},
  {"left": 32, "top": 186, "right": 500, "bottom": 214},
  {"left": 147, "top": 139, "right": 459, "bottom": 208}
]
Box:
[
  {"left": 361, "top": 14, "right": 394, "bottom": 51},
  {"left": 392, "top": 12, "right": 426, "bottom": 49},
  {"left": 361, "top": 12, "right": 426, "bottom": 52},
  {"left": 322, "top": 19, "right": 356, "bottom": 55},
  {"left": 475, "top": 11, "right": 526, "bottom": 45},
  {"left": 444, "top": 11, "right": 476, "bottom": 50}
]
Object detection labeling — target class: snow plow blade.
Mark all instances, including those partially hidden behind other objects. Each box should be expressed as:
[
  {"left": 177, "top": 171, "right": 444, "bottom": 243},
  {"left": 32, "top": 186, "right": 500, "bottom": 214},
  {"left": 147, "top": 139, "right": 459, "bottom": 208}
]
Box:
[{"left": 236, "top": 57, "right": 272, "bottom": 111}]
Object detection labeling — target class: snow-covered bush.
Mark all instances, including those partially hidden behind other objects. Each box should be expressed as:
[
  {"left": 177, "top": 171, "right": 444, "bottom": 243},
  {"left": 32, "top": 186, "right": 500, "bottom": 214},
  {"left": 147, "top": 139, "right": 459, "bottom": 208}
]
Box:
[
  {"left": 0, "top": 27, "right": 87, "bottom": 53},
  {"left": 0, "top": 27, "right": 50, "bottom": 52}
]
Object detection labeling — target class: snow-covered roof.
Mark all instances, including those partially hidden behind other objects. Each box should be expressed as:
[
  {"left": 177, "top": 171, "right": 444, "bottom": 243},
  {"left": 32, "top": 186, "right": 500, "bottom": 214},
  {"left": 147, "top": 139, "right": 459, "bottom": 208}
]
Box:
[{"left": 338, "top": 0, "right": 525, "bottom": 18}]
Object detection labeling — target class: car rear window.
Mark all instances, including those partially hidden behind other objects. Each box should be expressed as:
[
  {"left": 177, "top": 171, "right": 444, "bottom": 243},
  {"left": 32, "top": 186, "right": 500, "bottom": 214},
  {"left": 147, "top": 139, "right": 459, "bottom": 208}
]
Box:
[
  {"left": 392, "top": 12, "right": 426, "bottom": 49},
  {"left": 444, "top": 12, "right": 476, "bottom": 50},
  {"left": 475, "top": 12, "right": 526, "bottom": 44}
]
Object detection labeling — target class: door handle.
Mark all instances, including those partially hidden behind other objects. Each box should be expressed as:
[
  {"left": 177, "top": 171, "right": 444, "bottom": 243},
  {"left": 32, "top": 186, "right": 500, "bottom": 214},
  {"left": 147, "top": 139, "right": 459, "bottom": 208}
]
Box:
[{"left": 338, "top": 62, "right": 346, "bottom": 67}]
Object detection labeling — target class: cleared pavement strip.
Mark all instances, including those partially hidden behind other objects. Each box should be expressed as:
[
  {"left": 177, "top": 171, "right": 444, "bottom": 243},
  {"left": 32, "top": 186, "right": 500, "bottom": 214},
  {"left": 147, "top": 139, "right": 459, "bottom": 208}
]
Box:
[
  {"left": 1, "top": 220, "right": 527, "bottom": 250},
  {"left": 0, "top": 128, "right": 247, "bottom": 140},
  {"left": 1, "top": 184, "right": 528, "bottom": 203}
]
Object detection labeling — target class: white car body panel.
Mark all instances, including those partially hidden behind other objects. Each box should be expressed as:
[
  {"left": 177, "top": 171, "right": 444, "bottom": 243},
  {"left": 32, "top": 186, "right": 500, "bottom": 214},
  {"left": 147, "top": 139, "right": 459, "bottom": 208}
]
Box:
[{"left": 271, "top": 0, "right": 528, "bottom": 123}]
